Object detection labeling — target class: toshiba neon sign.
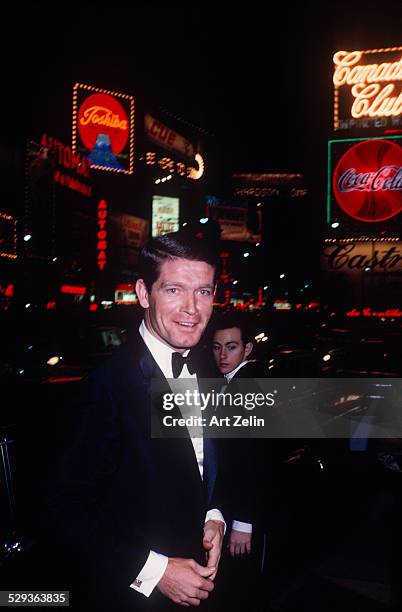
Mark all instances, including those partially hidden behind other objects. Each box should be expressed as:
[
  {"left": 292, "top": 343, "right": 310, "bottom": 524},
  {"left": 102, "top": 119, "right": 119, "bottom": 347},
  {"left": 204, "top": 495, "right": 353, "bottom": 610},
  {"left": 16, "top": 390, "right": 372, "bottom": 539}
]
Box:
[
  {"left": 332, "top": 139, "right": 402, "bottom": 222},
  {"left": 333, "top": 47, "right": 402, "bottom": 130},
  {"left": 73, "top": 83, "right": 135, "bottom": 174}
]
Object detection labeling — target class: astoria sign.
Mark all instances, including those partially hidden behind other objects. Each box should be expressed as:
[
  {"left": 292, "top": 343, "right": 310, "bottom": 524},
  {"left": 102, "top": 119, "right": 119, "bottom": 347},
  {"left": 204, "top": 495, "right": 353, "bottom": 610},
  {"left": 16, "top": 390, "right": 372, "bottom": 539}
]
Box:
[
  {"left": 332, "top": 139, "right": 402, "bottom": 222},
  {"left": 333, "top": 47, "right": 402, "bottom": 130}
]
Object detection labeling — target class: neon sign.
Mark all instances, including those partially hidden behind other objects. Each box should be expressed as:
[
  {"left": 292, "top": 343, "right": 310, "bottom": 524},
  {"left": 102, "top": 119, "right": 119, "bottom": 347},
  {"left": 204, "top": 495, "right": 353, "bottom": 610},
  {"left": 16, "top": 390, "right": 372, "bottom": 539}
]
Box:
[
  {"left": 347, "top": 308, "right": 402, "bottom": 318},
  {"left": 144, "top": 152, "right": 205, "bottom": 180},
  {"left": 97, "top": 200, "right": 108, "bottom": 271},
  {"left": 73, "top": 83, "right": 135, "bottom": 174},
  {"left": 332, "top": 139, "right": 402, "bottom": 222},
  {"left": 333, "top": 47, "right": 402, "bottom": 130}
]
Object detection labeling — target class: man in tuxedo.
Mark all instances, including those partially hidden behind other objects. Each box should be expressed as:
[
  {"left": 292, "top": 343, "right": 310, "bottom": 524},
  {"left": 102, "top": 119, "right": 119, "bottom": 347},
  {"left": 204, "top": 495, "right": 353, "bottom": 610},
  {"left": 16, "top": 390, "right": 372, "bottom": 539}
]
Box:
[
  {"left": 45, "top": 232, "right": 225, "bottom": 610},
  {"left": 212, "top": 313, "right": 266, "bottom": 610}
]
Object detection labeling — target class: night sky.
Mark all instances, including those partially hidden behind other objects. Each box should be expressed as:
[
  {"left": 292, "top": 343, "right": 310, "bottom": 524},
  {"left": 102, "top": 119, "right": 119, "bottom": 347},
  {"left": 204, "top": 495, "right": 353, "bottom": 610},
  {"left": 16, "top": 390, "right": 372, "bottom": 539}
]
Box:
[{"left": 4, "top": 1, "right": 402, "bottom": 175}]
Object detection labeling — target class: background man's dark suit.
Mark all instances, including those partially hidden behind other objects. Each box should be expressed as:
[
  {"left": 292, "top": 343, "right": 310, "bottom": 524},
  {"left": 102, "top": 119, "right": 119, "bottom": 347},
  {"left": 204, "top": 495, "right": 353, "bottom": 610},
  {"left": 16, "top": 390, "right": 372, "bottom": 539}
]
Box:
[
  {"left": 44, "top": 334, "right": 220, "bottom": 611},
  {"left": 213, "top": 360, "right": 268, "bottom": 610}
]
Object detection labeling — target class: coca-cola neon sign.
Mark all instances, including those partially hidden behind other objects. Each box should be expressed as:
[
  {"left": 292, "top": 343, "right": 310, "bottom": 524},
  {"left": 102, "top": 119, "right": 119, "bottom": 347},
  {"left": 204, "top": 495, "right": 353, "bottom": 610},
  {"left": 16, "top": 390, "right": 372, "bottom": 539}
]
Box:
[{"left": 332, "top": 139, "right": 402, "bottom": 222}]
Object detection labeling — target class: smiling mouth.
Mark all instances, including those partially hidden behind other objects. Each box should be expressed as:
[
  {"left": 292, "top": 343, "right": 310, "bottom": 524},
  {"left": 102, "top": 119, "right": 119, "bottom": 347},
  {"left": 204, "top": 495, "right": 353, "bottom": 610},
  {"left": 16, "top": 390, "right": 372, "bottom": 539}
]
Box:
[{"left": 176, "top": 322, "right": 198, "bottom": 328}]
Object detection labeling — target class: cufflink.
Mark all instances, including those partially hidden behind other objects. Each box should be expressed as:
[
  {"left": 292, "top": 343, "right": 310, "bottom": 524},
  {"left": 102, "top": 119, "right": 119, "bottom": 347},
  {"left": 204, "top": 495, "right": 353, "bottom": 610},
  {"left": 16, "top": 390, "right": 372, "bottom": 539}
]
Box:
[{"left": 133, "top": 579, "right": 142, "bottom": 587}]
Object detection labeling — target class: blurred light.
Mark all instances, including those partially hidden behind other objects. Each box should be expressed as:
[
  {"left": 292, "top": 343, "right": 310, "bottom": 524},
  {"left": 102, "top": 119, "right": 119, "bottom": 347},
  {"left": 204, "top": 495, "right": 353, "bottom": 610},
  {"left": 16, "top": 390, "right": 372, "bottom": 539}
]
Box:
[
  {"left": 255, "top": 242, "right": 260, "bottom": 246},
  {"left": 90, "top": 295, "right": 96, "bottom": 303},
  {"left": 25, "top": 303, "right": 31, "bottom": 309},
  {"left": 255, "top": 332, "right": 265, "bottom": 340},
  {"left": 331, "top": 222, "right": 340, "bottom": 228},
  {"left": 365, "top": 267, "right": 371, "bottom": 272},
  {"left": 182, "top": 222, "right": 188, "bottom": 227},
  {"left": 243, "top": 252, "right": 250, "bottom": 258},
  {"left": 19, "top": 369, "right": 25, "bottom": 375},
  {"left": 279, "top": 274, "right": 285, "bottom": 279},
  {"left": 47, "top": 356, "right": 60, "bottom": 366},
  {"left": 232, "top": 280, "right": 238, "bottom": 285},
  {"left": 52, "top": 257, "right": 58, "bottom": 262},
  {"left": 166, "top": 175, "right": 172, "bottom": 180},
  {"left": 188, "top": 153, "right": 205, "bottom": 180},
  {"left": 155, "top": 179, "right": 161, "bottom": 184},
  {"left": 46, "top": 302, "right": 56, "bottom": 310},
  {"left": 261, "top": 336, "right": 268, "bottom": 342},
  {"left": 23, "top": 234, "right": 32, "bottom": 242},
  {"left": 263, "top": 285, "right": 268, "bottom": 290},
  {"left": 200, "top": 218, "right": 208, "bottom": 224},
  {"left": 322, "top": 354, "right": 331, "bottom": 362},
  {"left": 161, "top": 177, "right": 167, "bottom": 183},
  {"left": 89, "top": 304, "right": 98, "bottom": 311},
  {"left": 304, "top": 283, "right": 309, "bottom": 288},
  {"left": 257, "top": 202, "right": 262, "bottom": 207}
]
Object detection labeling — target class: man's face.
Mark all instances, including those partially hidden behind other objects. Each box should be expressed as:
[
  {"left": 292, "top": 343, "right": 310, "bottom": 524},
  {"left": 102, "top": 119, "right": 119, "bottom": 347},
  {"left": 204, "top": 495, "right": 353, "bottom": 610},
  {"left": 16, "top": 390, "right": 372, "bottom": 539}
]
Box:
[
  {"left": 212, "top": 327, "right": 252, "bottom": 374},
  {"left": 136, "top": 258, "right": 215, "bottom": 352}
]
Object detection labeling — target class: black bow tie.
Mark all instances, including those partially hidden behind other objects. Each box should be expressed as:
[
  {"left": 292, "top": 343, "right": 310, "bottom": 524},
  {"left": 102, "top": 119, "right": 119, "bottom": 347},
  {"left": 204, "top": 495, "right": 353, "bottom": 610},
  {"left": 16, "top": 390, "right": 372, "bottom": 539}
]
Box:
[{"left": 171, "top": 352, "right": 196, "bottom": 378}]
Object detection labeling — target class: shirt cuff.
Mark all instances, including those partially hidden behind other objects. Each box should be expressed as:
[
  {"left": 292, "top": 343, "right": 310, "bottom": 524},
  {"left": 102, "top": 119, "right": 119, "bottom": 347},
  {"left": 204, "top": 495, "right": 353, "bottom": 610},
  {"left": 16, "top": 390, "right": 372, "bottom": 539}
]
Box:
[
  {"left": 129, "top": 550, "right": 168, "bottom": 598},
  {"left": 205, "top": 508, "right": 226, "bottom": 535},
  {"left": 232, "top": 520, "right": 253, "bottom": 533}
]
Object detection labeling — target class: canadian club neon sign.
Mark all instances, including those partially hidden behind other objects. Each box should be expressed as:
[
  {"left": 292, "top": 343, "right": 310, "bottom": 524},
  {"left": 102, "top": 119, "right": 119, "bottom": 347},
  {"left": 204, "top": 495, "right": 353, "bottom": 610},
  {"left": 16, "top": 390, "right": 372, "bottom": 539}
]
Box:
[
  {"left": 97, "top": 200, "right": 108, "bottom": 271},
  {"left": 333, "top": 47, "right": 402, "bottom": 129},
  {"left": 333, "top": 139, "right": 402, "bottom": 222}
]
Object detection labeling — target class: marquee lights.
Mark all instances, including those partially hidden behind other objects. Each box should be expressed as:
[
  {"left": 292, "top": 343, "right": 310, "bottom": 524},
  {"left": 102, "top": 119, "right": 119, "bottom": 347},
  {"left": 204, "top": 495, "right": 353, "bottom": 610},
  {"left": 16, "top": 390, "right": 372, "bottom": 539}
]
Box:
[
  {"left": 333, "top": 47, "right": 402, "bottom": 130},
  {"left": 73, "top": 83, "right": 135, "bottom": 175},
  {"left": 333, "top": 237, "right": 397, "bottom": 243},
  {"left": 97, "top": 200, "right": 108, "bottom": 271},
  {"left": 188, "top": 153, "right": 205, "bottom": 180},
  {"left": 0, "top": 212, "right": 17, "bottom": 259},
  {"left": 144, "top": 151, "right": 204, "bottom": 180}
]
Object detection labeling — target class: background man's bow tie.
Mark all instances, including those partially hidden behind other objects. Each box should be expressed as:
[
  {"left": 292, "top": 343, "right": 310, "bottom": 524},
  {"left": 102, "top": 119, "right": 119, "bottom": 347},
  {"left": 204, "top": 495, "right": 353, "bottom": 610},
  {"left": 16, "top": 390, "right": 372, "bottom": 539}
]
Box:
[{"left": 171, "top": 352, "right": 196, "bottom": 378}]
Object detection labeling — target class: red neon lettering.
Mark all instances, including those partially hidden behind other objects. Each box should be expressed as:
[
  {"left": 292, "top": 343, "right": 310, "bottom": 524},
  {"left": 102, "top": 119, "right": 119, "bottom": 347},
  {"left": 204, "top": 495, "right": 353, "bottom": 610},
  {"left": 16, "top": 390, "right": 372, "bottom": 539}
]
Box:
[
  {"left": 98, "top": 251, "right": 106, "bottom": 260},
  {"left": 98, "top": 210, "right": 107, "bottom": 219},
  {"left": 98, "top": 230, "right": 107, "bottom": 240},
  {"left": 97, "top": 240, "right": 107, "bottom": 250}
]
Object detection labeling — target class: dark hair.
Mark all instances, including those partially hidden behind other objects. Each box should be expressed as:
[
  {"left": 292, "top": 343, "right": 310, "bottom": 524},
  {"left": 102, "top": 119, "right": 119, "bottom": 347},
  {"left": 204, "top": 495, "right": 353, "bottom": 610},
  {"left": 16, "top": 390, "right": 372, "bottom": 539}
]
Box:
[
  {"left": 212, "top": 312, "right": 254, "bottom": 345},
  {"left": 138, "top": 231, "right": 220, "bottom": 291}
]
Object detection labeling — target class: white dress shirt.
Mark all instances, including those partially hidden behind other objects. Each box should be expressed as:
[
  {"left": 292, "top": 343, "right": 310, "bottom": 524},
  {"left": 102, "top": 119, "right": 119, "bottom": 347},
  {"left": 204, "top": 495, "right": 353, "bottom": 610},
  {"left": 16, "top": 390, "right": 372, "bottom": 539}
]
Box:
[
  {"left": 224, "top": 360, "right": 253, "bottom": 535},
  {"left": 130, "top": 321, "right": 225, "bottom": 597}
]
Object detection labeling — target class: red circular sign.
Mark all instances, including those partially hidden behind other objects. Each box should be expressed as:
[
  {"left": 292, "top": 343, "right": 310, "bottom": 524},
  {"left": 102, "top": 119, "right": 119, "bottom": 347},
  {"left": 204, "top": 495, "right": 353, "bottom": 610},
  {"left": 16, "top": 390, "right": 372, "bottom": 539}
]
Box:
[
  {"left": 78, "top": 93, "right": 129, "bottom": 154},
  {"left": 333, "top": 139, "right": 402, "bottom": 222}
]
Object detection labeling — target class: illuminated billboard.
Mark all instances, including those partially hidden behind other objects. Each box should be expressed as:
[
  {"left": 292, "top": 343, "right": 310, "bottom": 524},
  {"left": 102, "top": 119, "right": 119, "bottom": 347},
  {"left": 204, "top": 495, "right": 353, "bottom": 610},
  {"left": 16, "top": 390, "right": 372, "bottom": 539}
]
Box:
[
  {"left": 327, "top": 136, "right": 402, "bottom": 231},
  {"left": 333, "top": 46, "right": 402, "bottom": 131},
  {"left": 73, "top": 83, "right": 135, "bottom": 174},
  {"left": 152, "top": 196, "right": 180, "bottom": 237}
]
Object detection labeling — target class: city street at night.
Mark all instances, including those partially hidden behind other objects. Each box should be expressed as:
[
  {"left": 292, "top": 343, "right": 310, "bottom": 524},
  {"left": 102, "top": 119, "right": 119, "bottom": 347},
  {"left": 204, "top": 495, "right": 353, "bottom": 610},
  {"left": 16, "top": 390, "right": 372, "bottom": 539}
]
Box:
[{"left": 1, "top": 3, "right": 402, "bottom": 611}]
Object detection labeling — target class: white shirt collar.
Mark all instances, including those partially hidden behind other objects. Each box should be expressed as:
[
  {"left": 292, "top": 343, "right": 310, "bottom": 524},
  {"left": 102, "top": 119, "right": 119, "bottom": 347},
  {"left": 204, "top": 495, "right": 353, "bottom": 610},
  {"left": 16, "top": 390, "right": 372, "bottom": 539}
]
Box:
[
  {"left": 225, "top": 360, "right": 249, "bottom": 382},
  {"left": 139, "top": 320, "right": 191, "bottom": 379}
]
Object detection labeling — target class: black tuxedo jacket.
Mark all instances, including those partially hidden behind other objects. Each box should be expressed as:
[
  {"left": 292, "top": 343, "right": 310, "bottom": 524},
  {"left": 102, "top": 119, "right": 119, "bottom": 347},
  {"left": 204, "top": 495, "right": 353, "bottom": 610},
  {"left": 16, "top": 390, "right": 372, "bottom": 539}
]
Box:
[
  {"left": 44, "top": 333, "right": 221, "bottom": 611},
  {"left": 218, "top": 361, "right": 268, "bottom": 528}
]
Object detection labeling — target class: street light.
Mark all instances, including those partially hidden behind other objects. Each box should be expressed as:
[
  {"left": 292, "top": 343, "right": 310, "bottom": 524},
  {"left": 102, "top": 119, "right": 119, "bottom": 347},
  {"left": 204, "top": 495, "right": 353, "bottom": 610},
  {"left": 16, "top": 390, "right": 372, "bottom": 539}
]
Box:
[
  {"left": 331, "top": 222, "right": 340, "bottom": 229},
  {"left": 243, "top": 252, "right": 250, "bottom": 258},
  {"left": 23, "top": 234, "right": 32, "bottom": 242},
  {"left": 199, "top": 218, "right": 208, "bottom": 224}
]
